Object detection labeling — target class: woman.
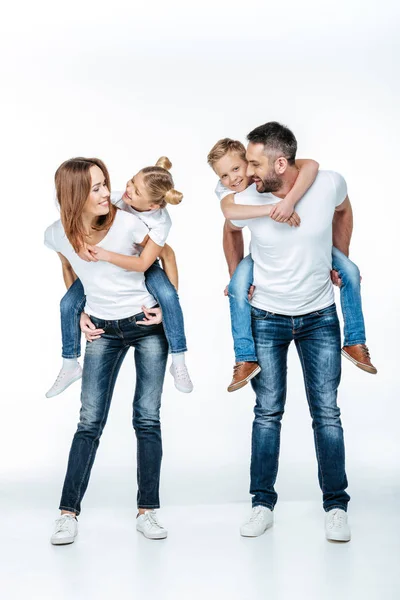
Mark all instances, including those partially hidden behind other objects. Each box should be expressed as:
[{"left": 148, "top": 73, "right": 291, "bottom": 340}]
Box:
[{"left": 45, "top": 157, "right": 169, "bottom": 543}]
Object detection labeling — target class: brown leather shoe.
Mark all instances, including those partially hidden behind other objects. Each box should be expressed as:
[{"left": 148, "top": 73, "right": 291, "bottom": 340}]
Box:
[
  {"left": 341, "top": 344, "right": 377, "bottom": 374},
  {"left": 227, "top": 361, "right": 261, "bottom": 392}
]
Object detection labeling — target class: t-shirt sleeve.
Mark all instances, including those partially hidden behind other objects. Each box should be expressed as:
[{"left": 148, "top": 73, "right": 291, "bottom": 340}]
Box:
[
  {"left": 44, "top": 223, "right": 58, "bottom": 251},
  {"left": 110, "top": 191, "right": 125, "bottom": 208},
  {"left": 215, "top": 180, "right": 233, "bottom": 201},
  {"left": 329, "top": 172, "right": 348, "bottom": 207},
  {"left": 132, "top": 217, "right": 151, "bottom": 245},
  {"left": 147, "top": 209, "right": 172, "bottom": 247}
]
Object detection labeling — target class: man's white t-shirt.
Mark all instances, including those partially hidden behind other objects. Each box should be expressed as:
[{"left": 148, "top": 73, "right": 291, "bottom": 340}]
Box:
[
  {"left": 230, "top": 171, "right": 347, "bottom": 316},
  {"left": 44, "top": 209, "right": 157, "bottom": 320},
  {"left": 111, "top": 192, "right": 172, "bottom": 247}
]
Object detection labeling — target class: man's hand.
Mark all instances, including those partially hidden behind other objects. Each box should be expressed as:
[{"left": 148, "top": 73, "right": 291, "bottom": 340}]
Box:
[
  {"left": 270, "top": 199, "right": 296, "bottom": 223},
  {"left": 224, "top": 284, "right": 255, "bottom": 300},
  {"left": 136, "top": 306, "right": 163, "bottom": 325},
  {"left": 78, "top": 244, "right": 98, "bottom": 262},
  {"left": 80, "top": 312, "right": 104, "bottom": 341}
]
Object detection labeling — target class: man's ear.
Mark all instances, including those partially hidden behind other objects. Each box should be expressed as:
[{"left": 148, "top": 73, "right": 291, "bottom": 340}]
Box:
[{"left": 275, "top": 156, "right": 288, "bottom": 175}]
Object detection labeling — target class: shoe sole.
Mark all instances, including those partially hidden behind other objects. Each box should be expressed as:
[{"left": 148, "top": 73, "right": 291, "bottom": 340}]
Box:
[
  {"left": 228, "top": 366, "right": 261, "bottom": 393},
  {"left": 341, "top": 350, "right": 377, "bottom": 374},
  {"left": 45, "top": 372, "right": 83, "bottom": 398},
  {"left": 51, "top": 535, "right": 77, "bottom": 545},
  {"left": 240, "top": 521, "right": 273, "bottom": 537},
  {"left": 136, "top": 526, "right": 168, "bottom": 540},
  {"left": 326, "top": 533, "right": 351, "bottom": 542}
]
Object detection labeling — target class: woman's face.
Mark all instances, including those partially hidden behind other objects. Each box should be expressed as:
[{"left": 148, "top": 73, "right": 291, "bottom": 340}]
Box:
[
  {"left": 82, "top": 165, "right": 110, "bottom": 217},
  {"left": 123, "top": 171, "right": 158, "bottom": 212}
]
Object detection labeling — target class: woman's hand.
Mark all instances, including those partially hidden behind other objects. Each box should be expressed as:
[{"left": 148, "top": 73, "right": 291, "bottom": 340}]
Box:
[
  {"left": 80, "top": 312, "right": 104, "bottom": 341},
  {"left": 136, "top": 306, "right": 163, "bottom": 325}
]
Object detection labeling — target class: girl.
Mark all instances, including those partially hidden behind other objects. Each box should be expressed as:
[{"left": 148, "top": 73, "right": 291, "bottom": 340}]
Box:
[{"left": 46, "top": 157, "right": 193, "bottom": 398}]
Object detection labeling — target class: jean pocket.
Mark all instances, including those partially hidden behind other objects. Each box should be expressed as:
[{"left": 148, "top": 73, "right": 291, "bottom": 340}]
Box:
[
  {"left": 312, "top": 304, "right": 337, "bottom": 317},
  {"left": 251, "top": 306, "right": 269, "bottom": 320}
]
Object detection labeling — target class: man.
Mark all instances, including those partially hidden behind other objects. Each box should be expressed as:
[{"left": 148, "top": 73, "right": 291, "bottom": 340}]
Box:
[{"left": 224, "top": 122, "right": 351, "bottom": 541}]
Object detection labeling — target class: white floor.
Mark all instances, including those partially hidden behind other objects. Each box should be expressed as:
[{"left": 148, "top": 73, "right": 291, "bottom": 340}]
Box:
[{"left": 2, "top": 501, "right": 399, "bottom": 600}]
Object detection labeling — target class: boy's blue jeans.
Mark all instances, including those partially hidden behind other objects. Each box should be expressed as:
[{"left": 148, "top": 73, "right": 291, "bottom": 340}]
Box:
[
  {"left": 250, "top": 303, "right": 350, "bottom": 512},
  {"left": 59, "top": 313, "right": 168, "bottom": 515},
  {"left": 228, "top": 248, "right": 366, "bottom": 362},
  {"left": 60, "top": 262, "right": 187, "bottom": 359}
]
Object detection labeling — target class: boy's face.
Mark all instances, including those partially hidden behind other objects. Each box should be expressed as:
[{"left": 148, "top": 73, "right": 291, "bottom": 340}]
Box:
[{"left": 213, "top": 152, "right": 250, "bottom": 193}]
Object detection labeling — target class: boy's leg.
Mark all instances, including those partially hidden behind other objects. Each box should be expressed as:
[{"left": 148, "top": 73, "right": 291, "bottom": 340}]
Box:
[
  {"left": 332, "top": 247, "right": 376, "bottom": 374},
  {"left": 227, "top": 255, "right": 260, "bottom": 392},
  {"left": 46, "top": 278, "right": 86, "bottom": 398},
  {"left": 144, "top": 262, "right": 192, "bottom": 393}
]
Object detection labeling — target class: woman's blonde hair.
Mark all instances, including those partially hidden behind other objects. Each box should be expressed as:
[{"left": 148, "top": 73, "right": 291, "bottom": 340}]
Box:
[
  {"left": 140, "top": 157, "right": 183, "bottom": 208},
  {"left": 207, "top": 138, "right": 246, "bottom": 170},
  {"left": 55, "top": 157, "right": 116, "bottom": 253}
]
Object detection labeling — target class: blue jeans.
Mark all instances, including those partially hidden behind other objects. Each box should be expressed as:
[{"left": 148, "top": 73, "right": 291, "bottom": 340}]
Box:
[
  {"left": 250, "top": 304, "right": 350, "bottom": 512},
  {"left": 59, "top": 313, "right": 168, "bottom": 515},
  {"left": 60, "top": 262, "right": 187, "bottom": 358},
  {"left": 228, "top": 248, "right": 366, "bottom": 362}
]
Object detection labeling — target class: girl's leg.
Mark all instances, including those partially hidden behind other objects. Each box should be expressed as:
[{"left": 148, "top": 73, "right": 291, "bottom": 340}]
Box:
[
  {"left": 332, "top": 247, "right": 377, "bottom": 374},
  {"left": 145, "top": 262, "right": 193, "bottom": 393},
  {"left": 227, "top": 255, "right": 260, "bottom": 392},
  {"left": 46, "top": 278, "right": 86, "bottom": 398}
]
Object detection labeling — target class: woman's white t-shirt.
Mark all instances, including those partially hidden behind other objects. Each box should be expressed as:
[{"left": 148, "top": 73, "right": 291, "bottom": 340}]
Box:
[
  {"left": 111, "top": 192, "right": 172, "bottom": 247},
  {"left": 44, "top": 209, "right": 157, "bottom": 320}
]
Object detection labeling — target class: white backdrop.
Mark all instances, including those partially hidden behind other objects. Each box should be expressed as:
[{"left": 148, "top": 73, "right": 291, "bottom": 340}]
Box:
[{"left": 0, "top": 0, "right": 399, "bottom": 512}]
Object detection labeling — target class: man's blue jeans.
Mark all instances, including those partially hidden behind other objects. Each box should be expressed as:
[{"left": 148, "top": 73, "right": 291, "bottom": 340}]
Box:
[
  {"left": 228, "top": 248, "right": 366, "bottom": 363},
  {"left": 59, "top": 313, "right": 168, "bottom": 515},
  {"left": 60, "top": 262, "right": 187, "bottom": 359},
  {"left": 250, "top": 304, "right": 350, "bottom": 512}
]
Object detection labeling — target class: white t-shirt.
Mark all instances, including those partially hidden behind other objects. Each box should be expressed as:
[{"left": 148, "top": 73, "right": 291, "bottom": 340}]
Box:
[
  {"left": 44, "top": 209, "right": 157, "bottom": 320},
  {"left": 231, "top": 171, "right": 347, "bottom": 316},
  {"left": 215, "top": 180, "right": 233, "bottom": 201},
  {"left": 111, "top": 192, "right": 172, "bottom": 247}
]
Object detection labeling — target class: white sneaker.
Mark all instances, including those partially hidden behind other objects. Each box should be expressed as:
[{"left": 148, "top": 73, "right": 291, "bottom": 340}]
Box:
[
  {"left": 51, "top": 514, "right": 78, "bottom": 545},
  {"left": 169, "top": 364, "right": 194, "bottom": 393},
  {"left": 136, "top": 510, "right": 168, "bottom": 539},
  {"left": 240, "top": 505, "right": 274, "bottom": 537},
  {"left": 46, "top": 364, "right": 83, "bottom": 398},
  {"left": 325, "top": 508, "right": 351, "bottom": 542}
]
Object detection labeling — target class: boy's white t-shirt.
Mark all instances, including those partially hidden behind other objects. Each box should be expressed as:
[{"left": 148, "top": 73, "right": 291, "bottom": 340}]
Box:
[
  {"left": 215, "top": 180, "right": 234, "bottom": 201},
  {"left": 44, "top": 209, "right": 157, "bottom": 320},
  {"left": 111, "top": 192, "right": 172, "bottom": 247},
  {"left": 230, "top": 171, "right": 347, "bottom": 316}
]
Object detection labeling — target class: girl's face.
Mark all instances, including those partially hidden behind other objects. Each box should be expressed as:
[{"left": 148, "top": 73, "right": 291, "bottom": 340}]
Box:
[
  {"left": 213, "top": 151, "right": 251, "bottom": 193},
  {"left": 83, "top": 165, "right": 110, "bottom": 217},
  {"left": 123, "top": 171, "right": 159, "bottom": 212}
]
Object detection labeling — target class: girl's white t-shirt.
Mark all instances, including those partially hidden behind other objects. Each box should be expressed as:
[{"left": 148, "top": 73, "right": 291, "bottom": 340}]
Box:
[
  {"left": 111, "top": 192, "right": 172, "bottom": 247},
  {"left": 44, "top": 209, "right": 157, "bottom": 320}
]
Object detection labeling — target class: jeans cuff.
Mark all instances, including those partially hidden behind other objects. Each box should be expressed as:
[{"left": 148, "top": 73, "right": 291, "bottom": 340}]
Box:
[
  {"left": 62, "top": 354, "right": 81, "bottom": 359},
  {"left": 137, "top": 504, "right": 160, "bottom": 509},
  {"left": 342, "top": 339, "right": 366, "bottom": 347},
  {"left": 235, "top": 356, "right": 258, "bottom": 363},
  {"left": 251, "top": 501, "right": 274, "bottom": 511},
  {"left": 170, "top": 348, "right": 188, "bottom": 354},
  {"left": 324, "top": 505, "right": 348, "bottom": 513},
  {"left": 59, "top": 504, "right": 80, "bottom": 516}
]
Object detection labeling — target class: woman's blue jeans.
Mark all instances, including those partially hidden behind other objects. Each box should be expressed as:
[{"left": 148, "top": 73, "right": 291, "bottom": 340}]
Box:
[
  {"left": 228, "top": 248, "right": 366, "bottom": 362},
  {"left": 250, "top": 304, "right": 350, "bottom": 512},
  {"left": 60, "top": 262, "right": 187, "bottom": 359},
  {"left": 59, "top": 313, "right": 168, "bottom": 515}
]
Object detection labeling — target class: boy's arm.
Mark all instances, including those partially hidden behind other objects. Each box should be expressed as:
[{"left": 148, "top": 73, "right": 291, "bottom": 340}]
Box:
[
  {"left": 223, "top": 219, "right": 244, "bottom": 277},
  {"left": 57, "top": 252, "right": 78, "bottom": 289},
  {"left": 159, "top": 244, "right": 179, "bottom": 290},
  {"left": 269, "top": 158, "right": 320, "bottom": 222},
  {"left": 221, "top": 193, "right": 300, "bottom": 227},
  {"left": 87, "top": 237, "right": 163, "bottom": 272},
  {"left": 332, "top": 195, "right": 353, "bottom": 257}
]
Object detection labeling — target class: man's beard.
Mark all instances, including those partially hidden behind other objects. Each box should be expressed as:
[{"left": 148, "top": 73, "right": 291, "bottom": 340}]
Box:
[{"left": 256, "top": 171, "right": 283, "bottom": 193}]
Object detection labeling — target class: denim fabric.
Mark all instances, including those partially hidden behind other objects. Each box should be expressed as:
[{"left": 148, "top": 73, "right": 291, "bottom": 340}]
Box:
[
  {"left": 332, "top": 246, "right": 366, "bottom": 346},
  {"left": 60, "top": 278, "right": 85, "bottom": 359},
  {"left": 228, "top": 255, "right": 257, "bottom": 362},
  {"left": 250, "top": 304, "right": 350, "bottom": 512},
  {"left": 59, "top": 314, "right": 168, "bottom": 515},
  {"left": 144, "top": 262, "right": 187, "bottom": 353},
  {"left": 59, "top": 262, "right": 187, "bottom": 360}
]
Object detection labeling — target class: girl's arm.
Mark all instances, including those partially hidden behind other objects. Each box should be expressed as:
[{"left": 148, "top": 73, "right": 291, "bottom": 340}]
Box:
[
  {"left": 159, "top": 244, "right": 179, "bottom": 290},
  {"left": 269, "top": 159, "right": 319, "bottom": 222},
  {"left": 57, "top": 252, "right": 78, "bottom": 289},
  {"left": 87, "top": 237, "right": 163, "bottom": 273}
]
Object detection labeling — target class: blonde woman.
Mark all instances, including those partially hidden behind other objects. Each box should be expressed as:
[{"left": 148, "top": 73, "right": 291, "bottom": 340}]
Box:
[{"left": 46, "top": 157, "right": 193, "bottom": 399}]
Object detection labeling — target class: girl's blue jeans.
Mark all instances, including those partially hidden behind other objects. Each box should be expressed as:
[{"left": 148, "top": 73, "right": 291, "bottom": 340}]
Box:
[
  {"left": 228, "top": 248, "right": 366, "bottom": 363},
  {"left": 60, "top": 261, "right": 187, "bottom": 359}
]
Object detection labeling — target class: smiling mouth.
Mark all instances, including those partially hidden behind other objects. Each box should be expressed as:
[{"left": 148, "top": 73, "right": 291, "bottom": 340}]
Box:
[
  {"left": 124, "top": 191, "right": 132, "bottom": 200},
  {"left": 99, "top": 199, "right": 109, "bottom": 206},
  {"left": 232, "top": 179, "right": 243, "bottom": 188}
]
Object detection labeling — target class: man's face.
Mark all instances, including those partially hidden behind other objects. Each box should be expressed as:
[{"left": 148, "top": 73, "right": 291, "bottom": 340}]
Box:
[
  {"left": 246, "top": 142, "right": 283, "bottom": 193},
  {"left": 213, "top": 152, "right": 251, "bottom": 193}
]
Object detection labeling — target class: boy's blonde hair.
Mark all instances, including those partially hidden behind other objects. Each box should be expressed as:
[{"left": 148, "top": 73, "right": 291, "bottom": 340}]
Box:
[
  {"left": 141, "top": 157, "right": 183, "bottom": 208},
  {"left": 207, "top": 138, "right": 246, "bottom": 170}
]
